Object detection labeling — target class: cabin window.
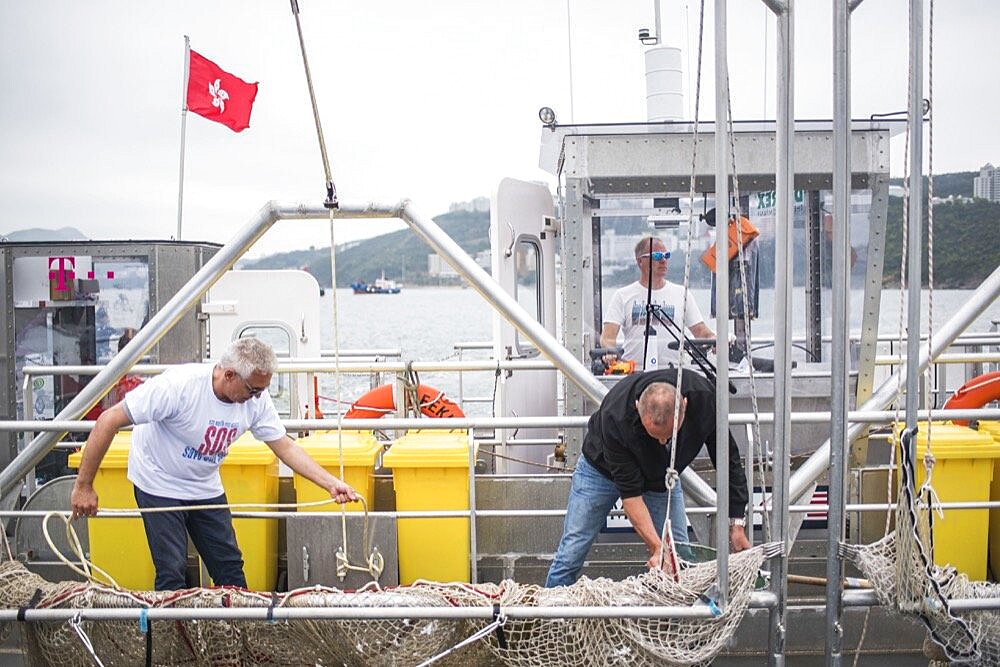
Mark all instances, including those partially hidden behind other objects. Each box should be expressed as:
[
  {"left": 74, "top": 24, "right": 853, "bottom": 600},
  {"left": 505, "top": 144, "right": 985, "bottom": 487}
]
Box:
[
  {"left": 236, "top": 325, "right": 293, "bottom": 415},
  {"left": 514, "top": 237, "right": 542, "bottom": 357},
  {"left": 91, "top": 259, "right": 150, "bottom": 364}
]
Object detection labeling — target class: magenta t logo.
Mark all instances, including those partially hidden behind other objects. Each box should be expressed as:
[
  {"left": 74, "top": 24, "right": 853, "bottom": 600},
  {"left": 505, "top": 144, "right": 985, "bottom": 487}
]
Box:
[{"left": 48, "top": 256, "right": 76, "bottom": 292}]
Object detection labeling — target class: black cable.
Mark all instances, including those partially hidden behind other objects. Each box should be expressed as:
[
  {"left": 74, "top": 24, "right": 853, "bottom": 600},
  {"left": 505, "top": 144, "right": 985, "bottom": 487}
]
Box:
[
  {"left": 749, "top": 341, "right": 820, "bottom": 363},
  {"left": 649, "top": 307, "right": 736, "bottom": 394},
  {"left": 641, "top": 238, "right": 655, "bottom": 370}
]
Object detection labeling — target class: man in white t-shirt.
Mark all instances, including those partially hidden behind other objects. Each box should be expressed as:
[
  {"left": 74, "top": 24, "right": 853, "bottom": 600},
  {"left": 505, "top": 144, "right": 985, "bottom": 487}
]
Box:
[
  {"left": 70, "top": 338, "right": 357, "bottom": 590},
  {"left": 600, "top": 236, "right": 715, "bottom": 548},
  {"left": 601, "top": 236, "right": 715, "bottom": 371}
]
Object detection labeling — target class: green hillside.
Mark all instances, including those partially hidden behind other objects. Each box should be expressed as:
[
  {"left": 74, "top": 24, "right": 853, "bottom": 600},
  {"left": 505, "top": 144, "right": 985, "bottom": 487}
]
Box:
[
  {"left": 882, "top": 197, "right": 1000, "bottom": 288},
  {"left": 889, "top": 171, "right": 977, "bottom": 199},
  {"left": 241, "top": 209, "right": 490, "bottom": 288}
]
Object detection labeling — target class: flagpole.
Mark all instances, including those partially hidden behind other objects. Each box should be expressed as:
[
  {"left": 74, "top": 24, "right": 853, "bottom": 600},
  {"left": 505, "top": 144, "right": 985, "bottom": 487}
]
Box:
[{"left": 176, "top": 35, "right": 191, "bottom": 240}]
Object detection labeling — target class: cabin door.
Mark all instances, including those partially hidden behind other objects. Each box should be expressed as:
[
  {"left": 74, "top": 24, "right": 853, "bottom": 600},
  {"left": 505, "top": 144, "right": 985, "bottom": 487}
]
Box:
[
  {"left": 490, "top": 178, "right": 558, "bottom": 473},
  {"left": 204, "top": 270, "right": 322, "bottom": 419}
]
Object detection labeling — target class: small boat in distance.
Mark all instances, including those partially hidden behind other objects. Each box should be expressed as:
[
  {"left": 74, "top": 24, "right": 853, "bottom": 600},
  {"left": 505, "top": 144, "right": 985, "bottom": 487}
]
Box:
[{"left": 350, "top": 271, "right": 401, "bottom": 295}]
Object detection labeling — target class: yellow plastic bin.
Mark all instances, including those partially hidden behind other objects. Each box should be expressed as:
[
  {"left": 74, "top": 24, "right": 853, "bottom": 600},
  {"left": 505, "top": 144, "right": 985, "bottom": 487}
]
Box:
[
  {"left": 68, "top": 432, "right": 155, "bottom": 590},
  {"left": 382, "top": 430, "right": 476, "bottom": 584},
  {"left": 218, "top": 433, "right": 279, "bottom": 591},
  {"left": 896, "top": 422, "right": 1000, "bottom": 580},
  {"left": 294, "top": 430, "right": 381, "bottom": 512},
  {"left": 976, "top": 420, "right": 1000, "bottom": 579}
]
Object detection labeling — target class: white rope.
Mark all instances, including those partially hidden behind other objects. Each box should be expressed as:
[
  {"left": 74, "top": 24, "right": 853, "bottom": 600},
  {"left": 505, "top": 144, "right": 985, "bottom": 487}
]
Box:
[
  {"left": 724, "top": 70, "right": 769, "bottom": 539},
  {"left": 923, "top": 0, "right": 936, "bottom": 476},
  {"left": 47, "top": 493, "right": 382, "bottom": 588},
  {"left": 657, "top": 0, "right": 707, "bottom": 576},
  {"left": 68, "top": 611, "right": 106, "bottom": 667},
  {"left": 888, "top": 16, "right": 913, "bottom": 535},
  {"left": 415, "top": 611, "right": 506, "bottom": 667}
]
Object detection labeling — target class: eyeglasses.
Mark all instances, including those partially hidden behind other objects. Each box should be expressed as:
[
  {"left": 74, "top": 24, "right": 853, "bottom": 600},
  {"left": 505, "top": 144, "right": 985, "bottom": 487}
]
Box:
[
  {"left": 639, "top": 251, "right": 671, "bottom": 261},
  {"left": 240, "top": 376, "right": 268, "bottom": 398}
]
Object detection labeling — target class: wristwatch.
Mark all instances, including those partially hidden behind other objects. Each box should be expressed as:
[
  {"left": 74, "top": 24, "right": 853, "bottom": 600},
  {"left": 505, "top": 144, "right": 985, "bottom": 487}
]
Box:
[{"left": 729, "top": 517, "right": 747, "bottom": 528}]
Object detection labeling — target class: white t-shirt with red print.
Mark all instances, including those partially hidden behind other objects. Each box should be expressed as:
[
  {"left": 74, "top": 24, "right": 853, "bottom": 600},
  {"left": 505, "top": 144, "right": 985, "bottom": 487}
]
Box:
[{"left": 124, "top": 364, "right": 285, "bottom": 500}]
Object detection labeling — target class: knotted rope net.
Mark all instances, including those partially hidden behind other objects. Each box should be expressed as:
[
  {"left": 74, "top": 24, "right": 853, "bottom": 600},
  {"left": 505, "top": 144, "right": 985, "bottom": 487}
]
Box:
[
  {"left": 843, "top": 430, "right": 1000, "bottom": 664},
  {"left": 0, "top": 544, "right": 770, "bottom": 666}
]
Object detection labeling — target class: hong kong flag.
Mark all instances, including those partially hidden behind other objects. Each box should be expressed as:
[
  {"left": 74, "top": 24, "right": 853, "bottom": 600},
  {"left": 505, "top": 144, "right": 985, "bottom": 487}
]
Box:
[{"left": 186, "top": 50, "right": 258, "bottom": 133}]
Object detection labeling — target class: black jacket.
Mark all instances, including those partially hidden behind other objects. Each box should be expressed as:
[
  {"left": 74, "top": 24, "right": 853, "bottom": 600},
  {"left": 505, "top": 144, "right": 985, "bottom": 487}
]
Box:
[{"left": 581, "top": 368, "right": 749, "bottom": 518}]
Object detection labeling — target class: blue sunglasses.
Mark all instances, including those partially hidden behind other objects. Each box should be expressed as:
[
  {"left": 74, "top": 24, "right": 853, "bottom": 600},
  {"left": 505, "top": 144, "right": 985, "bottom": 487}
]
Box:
[{"left": 639, "top": 251, "right": 671, "bottom": 261}]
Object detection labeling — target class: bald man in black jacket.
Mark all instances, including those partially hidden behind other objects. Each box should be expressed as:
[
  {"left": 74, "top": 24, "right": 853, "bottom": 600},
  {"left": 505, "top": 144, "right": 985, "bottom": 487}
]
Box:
[{"left": 545, "top": 368, "right": 750, "bottom": 587}]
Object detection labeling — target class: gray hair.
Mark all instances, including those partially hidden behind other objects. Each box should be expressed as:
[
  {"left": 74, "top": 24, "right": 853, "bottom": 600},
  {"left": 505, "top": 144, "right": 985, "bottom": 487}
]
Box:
[
  {"left": 218, "top": 337, "right": 277, "bottom": 378},
  {"left": 636, "top": 382, "right": 678, "bottom": 426},
  {"left": 633, "top": 236, "right": 664, "bottom": 258}
]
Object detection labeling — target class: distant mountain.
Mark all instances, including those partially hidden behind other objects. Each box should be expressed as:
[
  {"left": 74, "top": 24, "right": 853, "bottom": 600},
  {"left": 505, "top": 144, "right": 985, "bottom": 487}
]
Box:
[
  {"left": 889, "top": 172, "right": 977, "bottom": 199},
  {"left": 240, "top": 171, "right": 997, "bottom": 290},
  {"left": 241, "top": 209, "right": 490, "bottom": 288},
  {"left": 1, "top": 226, "right": 89, "bottom": 242},
  {"left": 883, "top": 197, "right": 1000, "bottom": 289}
]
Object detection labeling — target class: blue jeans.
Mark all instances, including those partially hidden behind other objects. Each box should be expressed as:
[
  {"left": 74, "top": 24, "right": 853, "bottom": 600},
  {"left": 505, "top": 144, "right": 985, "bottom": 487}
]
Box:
[
  {"left": 134, "top": 487, "right": 246, "bottom": 591},
  {"left": 545, "top": 455, "right": 688, "bottom": 587}
]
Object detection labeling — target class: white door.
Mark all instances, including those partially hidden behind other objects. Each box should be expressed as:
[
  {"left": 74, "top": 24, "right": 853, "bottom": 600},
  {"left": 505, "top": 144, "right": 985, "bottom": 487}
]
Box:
[
  {"left": 490, "top": 178, "right": 558, "bottom": 473},
  {"left": 204, "top": 270, "right": 322, "bottom": 419}
]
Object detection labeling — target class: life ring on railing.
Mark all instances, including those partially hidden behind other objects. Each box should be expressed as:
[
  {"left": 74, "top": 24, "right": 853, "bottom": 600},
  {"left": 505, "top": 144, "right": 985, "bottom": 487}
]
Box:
[
  {"left": 942, "top": 370, "right": 1000, "bottom": 426},
  {"left": 344, "top": 383, "right": 465, "bottom": 420}
]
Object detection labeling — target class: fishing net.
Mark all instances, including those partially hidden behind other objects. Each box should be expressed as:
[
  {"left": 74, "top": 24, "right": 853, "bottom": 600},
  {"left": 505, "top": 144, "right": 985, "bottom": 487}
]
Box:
[
  {"left": 843, "top": 430, "right": 1000, "bottom": 664},
  {"left": 0, "top": 544, "right": 771, "bottom": 667}
]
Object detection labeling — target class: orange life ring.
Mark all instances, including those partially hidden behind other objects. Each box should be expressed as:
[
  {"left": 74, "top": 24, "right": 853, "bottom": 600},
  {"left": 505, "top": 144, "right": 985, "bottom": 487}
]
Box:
[
  {"left": 941, "top": 371, "right": 1000, "bottom": 426},
  {"left": 344, "top": 383, "right": 465, "bottom": 420}
]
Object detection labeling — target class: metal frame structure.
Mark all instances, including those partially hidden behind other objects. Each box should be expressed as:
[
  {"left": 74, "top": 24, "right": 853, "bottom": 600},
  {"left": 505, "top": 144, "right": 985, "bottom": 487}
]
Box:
[
  {"left": 3, "top": 0, "right": 1000, "bottom": 659},
  {"left": 0, "top": 241, "right": 218, "bottom": 477}
]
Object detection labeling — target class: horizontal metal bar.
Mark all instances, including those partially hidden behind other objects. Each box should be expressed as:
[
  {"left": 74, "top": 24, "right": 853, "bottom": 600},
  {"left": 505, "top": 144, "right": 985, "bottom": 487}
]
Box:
[
  {"left": 0, "top": 592, "right": 779, "bottom": 622},
  {"left": 6, "top": 407, "right": 998, "bottom": 434},
  {"left": 454, "top": 341, "right": 493, "bottom": 350},
  {"left": 319, "top": 348, "right": 402, "bottom": 357},
  {"left": 0, "top": 416, "right": 590, "bottom": 433},
  {"left": 876, "top": 352, "right": 1000, "bottom": 365},
  {"left": 13, "top": 496, "right": 1000, "bottom": 523},
  {"left": 22, "top": 359, "right": 553, "bottom": 377}
]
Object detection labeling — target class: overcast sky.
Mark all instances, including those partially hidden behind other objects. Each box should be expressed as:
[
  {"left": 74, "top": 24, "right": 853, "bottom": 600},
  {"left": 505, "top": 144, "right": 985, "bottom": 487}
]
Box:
[{"left": 1, "top": 1, "right": 997, "bottom": 258}]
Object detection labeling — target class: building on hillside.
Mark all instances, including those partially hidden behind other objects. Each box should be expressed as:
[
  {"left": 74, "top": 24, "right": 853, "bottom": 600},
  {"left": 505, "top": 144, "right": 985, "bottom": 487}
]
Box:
[
  {"left": 973, "top": 163, "right": 1000, "bottom": 202},
  {"left": 427, "top": 254, "right": 459, "bottom": 278},
  {"left": 448, "top": 197, "right": 490, "bottom": 213}
]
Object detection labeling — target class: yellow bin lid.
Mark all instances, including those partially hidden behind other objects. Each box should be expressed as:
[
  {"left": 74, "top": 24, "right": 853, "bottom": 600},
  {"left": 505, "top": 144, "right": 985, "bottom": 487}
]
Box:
[
  {"left": 222, "top": 432, "right": 277, "bottom": 466},
  {"left": 382, "top": 429, "right": 473, "bottom": 468},
  {"left": 296, "top": 430, "right": 381, "bottom": 466},
  {"left": 898, "top": 422, "right": 1000, "bottom": 459},
  {"left": 977, "top": 420, "right": 1000, "bottom": 441},
  {"left": 68, "top": 431, "right": 133, "bottom": 469}
]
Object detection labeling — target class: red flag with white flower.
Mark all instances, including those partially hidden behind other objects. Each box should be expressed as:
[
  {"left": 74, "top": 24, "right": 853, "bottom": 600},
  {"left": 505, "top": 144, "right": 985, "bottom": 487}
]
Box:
[{"left": 186, "top": 50, "right": 258, "bottom": 133}]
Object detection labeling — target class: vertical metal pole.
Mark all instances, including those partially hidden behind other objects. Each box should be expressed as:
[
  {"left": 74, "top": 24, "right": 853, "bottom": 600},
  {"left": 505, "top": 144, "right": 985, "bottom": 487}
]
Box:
[
  {"left": 566, "top": 0, "right": 576, "bottom": 123},
  {"left": 653, "top": 0, "right": 663, "bottom": 43},
  {"left": 714, "top": 0, "right": 732, "bottom": 607},
  {"left": 176, "top": 35, "right": 191, "bottom": 240},
  {"left": 905, "top": 0, "right": 925, "bottom": 452},
  {"left": 468, "top": 430, "right": 478, "bottom": 583},
  {"left": 561, "top": 176, "right": 592, "bottom": 456},
  {"left": 769, "top": 2, "right": 793, "bottom": 664},
  {"left": 806, "top": 191, "right": 823, "bottom": 361},
  {"left": 826, "top": 0, "right": 851, "bottom": 662}
]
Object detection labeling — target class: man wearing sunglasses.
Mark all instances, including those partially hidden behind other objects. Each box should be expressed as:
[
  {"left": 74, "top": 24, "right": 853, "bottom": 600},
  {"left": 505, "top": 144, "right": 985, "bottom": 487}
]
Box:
[
  {"left": 600, "top": 236, "right": 716, "bottom": 550},
  {"left": 601, "top": 236, "right": 715, "bottom": 371},
  {"left": 71, "top": 337, "right": 357, "bottom": 590}
]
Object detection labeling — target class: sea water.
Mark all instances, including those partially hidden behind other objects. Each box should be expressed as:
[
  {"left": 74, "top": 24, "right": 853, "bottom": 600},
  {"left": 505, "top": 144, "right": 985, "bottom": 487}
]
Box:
[{"left": 318, "top": 286, "right": 999, "bottom": 417}]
